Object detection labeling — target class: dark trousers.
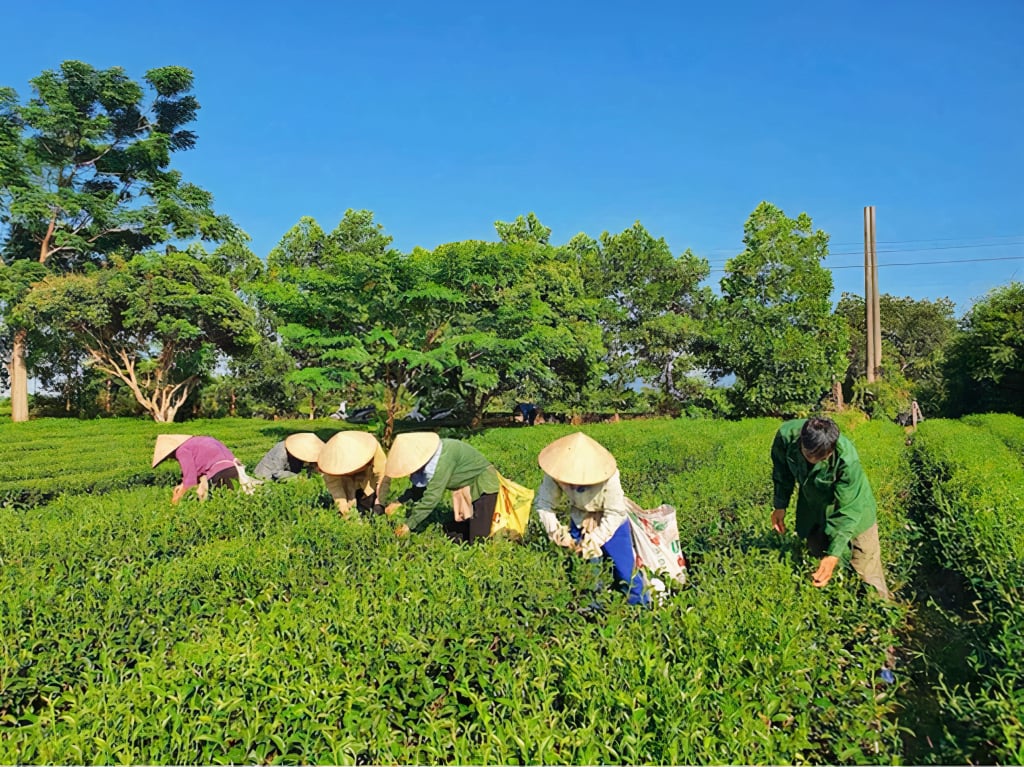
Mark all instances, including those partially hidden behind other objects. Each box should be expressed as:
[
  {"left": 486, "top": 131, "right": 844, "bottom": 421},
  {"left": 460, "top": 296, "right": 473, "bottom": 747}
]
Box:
[
  {"left": 208, "top": 466, "right": 239, "bottom": 490},
  {"left": 443, "top": 492, "right": 497, "bottom": 544}
]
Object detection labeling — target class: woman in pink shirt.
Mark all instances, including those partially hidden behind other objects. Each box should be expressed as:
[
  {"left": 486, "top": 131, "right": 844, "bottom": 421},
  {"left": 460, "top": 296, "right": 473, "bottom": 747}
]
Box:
[{"left": 152, "top": 434, "right": 241, "bottom": 504}]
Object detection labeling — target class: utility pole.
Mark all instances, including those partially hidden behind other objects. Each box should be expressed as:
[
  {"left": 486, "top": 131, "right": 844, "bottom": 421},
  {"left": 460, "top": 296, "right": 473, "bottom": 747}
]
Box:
[{"left": 863, "top": 206, "right": 881, "bottom": 381}]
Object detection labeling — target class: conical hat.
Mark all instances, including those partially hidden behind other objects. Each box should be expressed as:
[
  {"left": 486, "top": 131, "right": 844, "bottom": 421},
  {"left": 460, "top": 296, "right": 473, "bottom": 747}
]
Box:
[
  {"left": 318, "top": 431, "right": 380, "bottom": 476},
  {"left": 284, "top": 432, "right": 325, "bottom": 463},
  {"left": 384, "top": 432, "right": 441, "bottom": 478},
  {"left": 537, "top": 432, "right": 617, "bottom": 485},
  {"left": 152, "top": 434, "right": 192, "bottom": 467}
]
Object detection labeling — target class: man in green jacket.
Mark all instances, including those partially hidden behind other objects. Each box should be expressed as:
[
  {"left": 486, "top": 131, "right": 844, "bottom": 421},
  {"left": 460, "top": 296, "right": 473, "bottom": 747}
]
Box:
[
  {"left": 771, "top": 417, "right": 892, "bottom": 599},
  {"left": 384, "top": 432, "right": 500, "bottom": 544}
]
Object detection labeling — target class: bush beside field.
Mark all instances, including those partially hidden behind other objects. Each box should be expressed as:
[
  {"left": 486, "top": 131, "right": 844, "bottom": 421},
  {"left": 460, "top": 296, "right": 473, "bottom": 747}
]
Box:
[{"left": 0, "top": 415, "right": 1021, "bottom": 763}]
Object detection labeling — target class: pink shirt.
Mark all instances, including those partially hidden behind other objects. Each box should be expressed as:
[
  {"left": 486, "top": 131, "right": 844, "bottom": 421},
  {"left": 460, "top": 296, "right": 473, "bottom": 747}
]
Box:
[{"left": 174, "top": 436, "right": 238, "bottom": 489}]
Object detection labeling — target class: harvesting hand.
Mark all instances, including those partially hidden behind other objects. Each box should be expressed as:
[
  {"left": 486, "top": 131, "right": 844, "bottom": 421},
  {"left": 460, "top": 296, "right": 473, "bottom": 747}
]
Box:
[
  {"left": 812, "top": 555, "right": 840, "bottom": 587},
  {"left": 771, "top": 508, "right": 786, "bottom": 534},
  {"left": 170, "top": 484, "right": 187, "bottom": 505},
  {"left": 384, "top": 502, "right": 402, "bottom": 516},
  {"left": 395, "top": 524, "right": 410, "bottom": 538}
]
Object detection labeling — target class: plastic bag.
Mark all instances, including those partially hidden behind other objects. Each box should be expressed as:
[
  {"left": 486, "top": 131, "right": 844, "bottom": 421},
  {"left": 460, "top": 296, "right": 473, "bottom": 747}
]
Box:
[{"left": 490, "top": 472, "right": 535, "bottom": 538}]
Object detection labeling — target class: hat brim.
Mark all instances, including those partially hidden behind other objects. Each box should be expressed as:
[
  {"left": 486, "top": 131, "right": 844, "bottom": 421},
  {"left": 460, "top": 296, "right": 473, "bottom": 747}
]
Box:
[
  {"left": 318, "top": 431, "right": 380, "bottom": 475},
  {"left": 284, "top": 433, "right": 325, "bottom": 463},
  {"left": 384, "top": 432, "right": 441, "bottom": 478},
  {"left": 538, "top": 432, "right": 617, "bottom": 485},
  {"left": 152, "top": 434, "right": 193, "bottom": 468}
]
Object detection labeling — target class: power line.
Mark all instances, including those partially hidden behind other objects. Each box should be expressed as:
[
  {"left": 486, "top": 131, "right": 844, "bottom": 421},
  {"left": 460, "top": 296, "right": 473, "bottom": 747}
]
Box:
[
  {"left": 698, "top": 232, "right": 1024, "bottom": 255},
  {"left": 701, "top": 239, "right": 1024, "bottom": 266},
  {"left": 707, "top": 254, "right": 1024, "bottom": 274}
]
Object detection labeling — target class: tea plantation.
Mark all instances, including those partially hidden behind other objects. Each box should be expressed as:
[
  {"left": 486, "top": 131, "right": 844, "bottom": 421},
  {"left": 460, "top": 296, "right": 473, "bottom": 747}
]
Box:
[{"left": 0, "top": 415, "right": 1021, "bottom": 764}]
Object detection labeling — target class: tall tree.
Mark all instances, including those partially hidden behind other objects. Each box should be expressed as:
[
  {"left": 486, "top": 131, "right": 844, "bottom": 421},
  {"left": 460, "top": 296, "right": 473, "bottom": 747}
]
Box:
[
  {"left": 0, "top": 61, "right": 236, "bottom": 421},
  {"left": 593, "top": 221, "right": 713, "bottom": 411},
  {"left": 13, "top": 251, "right": 257, "bottom": 422},
  {"left": 431, "top": 234, "right": 605, "bottom": 424},
  {"left": 712, "top": 202, "right": 849, "bottom": 417},
  {"left": 258, "top": 211, "right": 462, "bottom": 436},
  {"left": 836, "top": 292, "right": 957, "bottom": 412},
  {"left": 943, "top": 282, "right": 1023, "bottom": 416}
]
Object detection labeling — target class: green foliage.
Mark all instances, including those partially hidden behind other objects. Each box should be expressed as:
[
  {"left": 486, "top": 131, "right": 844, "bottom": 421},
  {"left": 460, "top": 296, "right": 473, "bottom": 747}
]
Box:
[
  {"left": 943, "top": 282, "right": 1024, "bottom": 417},
  {"left": 962, "top": 413, "right": 1024, "bottom": 465},
  {"left": 13, "top": 251, "right": 258, "bottom": 422},
  {"left": 0, "top": 60, "right": 238, "bottom": 421},
  {"left": 432, "top": 237, "right": 606, "bottom": 423},
  {"left": 494, "top": 212, "right": 551, "bottom": 245},
  {"left": 907, "top": 420, "right": 1024, "bottom": 762},
  {"left": 712, "top": 202, "right": 849, "bottom": 417},
  {"left": 836, "top": 293, "right": 957, "bottom": 389},
  {"left": 590, "top": 222, "right": 713, "bottom": 409},
  {"left": 0, "top": 416, "right": 912, "bottom": 764},
  {"left": 851, "top": 373, "right": 913, "bottom": 422}
]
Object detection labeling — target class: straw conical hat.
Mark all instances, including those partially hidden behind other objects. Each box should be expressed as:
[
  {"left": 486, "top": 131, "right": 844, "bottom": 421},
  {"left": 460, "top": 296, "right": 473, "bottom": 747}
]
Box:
[
  {"left": 318, "top": 431, "right": 380, "bottom": 476},
  {"left": 537, "top": 432, "right": 617, "bottom": 485},
  {"left": 284, "top": 432, "right": 325, "bottom": 463},
  {"left": 384, "top": 432, "right": 441, "bottom": 478},
  {"left": 152, "top": 434, "right": 192, "bottom": 467}
]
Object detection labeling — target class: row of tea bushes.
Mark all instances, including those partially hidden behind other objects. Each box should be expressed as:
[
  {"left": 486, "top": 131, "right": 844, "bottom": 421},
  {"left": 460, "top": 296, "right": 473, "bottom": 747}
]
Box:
[
  {"left": 909, "top": 419, "right": 1024, "bottom": 763},
  {"left": 0, "top": 417, "right": 358, "bottom": 508},
  {"left": 962, "top": 412, "right": 1024, "bottom": 465}
]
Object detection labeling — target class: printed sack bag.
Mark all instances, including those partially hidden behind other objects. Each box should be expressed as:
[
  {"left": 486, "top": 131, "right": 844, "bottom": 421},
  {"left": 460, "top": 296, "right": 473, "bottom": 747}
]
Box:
[{"left": 625, "top": 499, "right": 688, "bottom": 586}]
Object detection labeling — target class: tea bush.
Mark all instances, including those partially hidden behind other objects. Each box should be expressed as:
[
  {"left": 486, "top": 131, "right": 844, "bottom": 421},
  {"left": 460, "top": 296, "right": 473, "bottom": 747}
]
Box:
[
  {"left": 908, "top": 420, "right": 1024, "bottom": 763},
  {"left": 962, "top": 412, "right": 1024, "bottom": 465}
]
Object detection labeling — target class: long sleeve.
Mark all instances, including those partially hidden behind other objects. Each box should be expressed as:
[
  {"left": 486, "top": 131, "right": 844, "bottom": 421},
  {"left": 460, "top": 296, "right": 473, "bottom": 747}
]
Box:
[
  {"left": 825, "top": 453, "right": 877, "bottom": 559},
  {"left": 771, "top": 429, "right": 796, "bottom": 510},
  {"left": 323, "top": 473, "right": 357, "bottom": 515},
  {"left": 177, "top": 450, "right": 199, "bottom": 490},
  {"left": 585, "top": 472, "right": 627, "bottom": 550},
  {"left": 403, "top": 460, "right": 453, "bottom": 531},
  {"left": 253, "top": 442, "right": 298, "bottom": 481},
  {"left": 534, "top": 474, "right": 569, "bottom": 542}
]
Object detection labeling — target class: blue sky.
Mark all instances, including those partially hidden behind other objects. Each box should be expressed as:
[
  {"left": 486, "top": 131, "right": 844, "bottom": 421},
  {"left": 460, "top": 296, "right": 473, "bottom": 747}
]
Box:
[{"left": 2, "top": 0, "right": 1021, "bottom": 314}]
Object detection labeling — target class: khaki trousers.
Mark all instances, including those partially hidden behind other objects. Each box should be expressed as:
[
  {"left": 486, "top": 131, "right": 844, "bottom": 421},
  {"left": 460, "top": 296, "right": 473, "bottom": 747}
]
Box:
[{"left": 807, "top": 523, "right": 892, "bottom": 600}]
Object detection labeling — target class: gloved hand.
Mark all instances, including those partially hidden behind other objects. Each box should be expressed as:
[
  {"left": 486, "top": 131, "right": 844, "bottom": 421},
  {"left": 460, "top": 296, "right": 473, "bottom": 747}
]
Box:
[
  {"left": 550, "top": 525, "right": 575, "bottom": 549},
  {"left": 579, "top": 538, "right": 602, "bottom": 560}
]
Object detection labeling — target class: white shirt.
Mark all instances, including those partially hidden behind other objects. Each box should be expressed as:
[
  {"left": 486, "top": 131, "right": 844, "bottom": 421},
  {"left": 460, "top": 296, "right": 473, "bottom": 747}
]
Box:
[
  {"left": 410, "top": 442, "right": 443, "bottom": 488},
  {"left": 534, "top": 469, "right": 628, "bottom": 554}
]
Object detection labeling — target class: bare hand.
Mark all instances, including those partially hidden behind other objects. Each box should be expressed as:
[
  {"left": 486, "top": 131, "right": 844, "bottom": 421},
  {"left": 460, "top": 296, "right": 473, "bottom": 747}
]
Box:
[
  {"left": 771, "top": 508, "right": 786, "bottom": 534},
  {"left": 395, "top": 524, "right": 410, "bottom": 538},
  {"left": 812, "top": 555, "right": 840, "bottom": 588},
  {"left": 385, "top": 502, "right": 402, "bottom": 517},
  {"left": 171, "top": 484, "right": 187, "bottom": 505}
]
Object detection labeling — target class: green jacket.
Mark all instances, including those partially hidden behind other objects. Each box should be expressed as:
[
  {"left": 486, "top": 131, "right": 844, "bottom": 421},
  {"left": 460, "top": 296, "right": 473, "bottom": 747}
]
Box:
[
  {"left": 771, "top": 419, "right": 877, "bottom": 560},
  {"left": 404, "top": 439, "right": 500, "bottom": 532}
]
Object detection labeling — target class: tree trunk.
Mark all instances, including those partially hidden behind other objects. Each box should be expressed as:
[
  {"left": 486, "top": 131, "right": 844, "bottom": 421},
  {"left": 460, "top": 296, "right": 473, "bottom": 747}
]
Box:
[
  {"left": 831, "top": 380, "right": 845, "bottom": 411},
  {"left": 229, "top": 389, "right": 236, "bottom": 417},
  {"left": 9, "top": 329, "right": 29, "bottom": 422},
  {"left": 309, "top": 392, "right": 315, "bottom": 420}
]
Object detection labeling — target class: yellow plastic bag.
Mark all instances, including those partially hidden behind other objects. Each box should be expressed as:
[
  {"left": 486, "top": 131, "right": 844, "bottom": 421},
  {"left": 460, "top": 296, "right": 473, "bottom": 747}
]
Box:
[{"left": 490, "top": 472, "right": 534, "bottom": 539}]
